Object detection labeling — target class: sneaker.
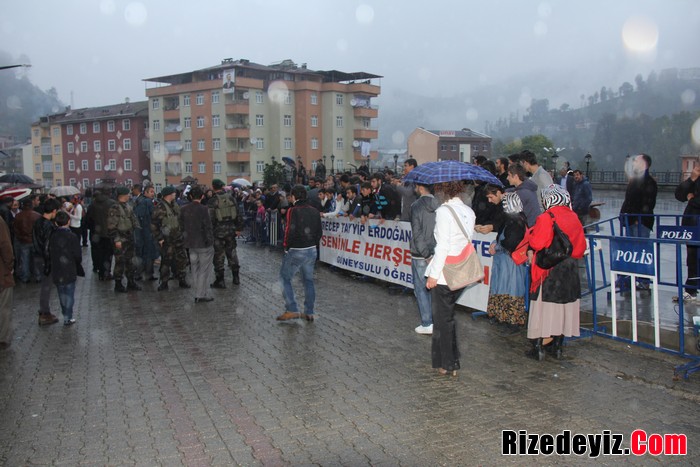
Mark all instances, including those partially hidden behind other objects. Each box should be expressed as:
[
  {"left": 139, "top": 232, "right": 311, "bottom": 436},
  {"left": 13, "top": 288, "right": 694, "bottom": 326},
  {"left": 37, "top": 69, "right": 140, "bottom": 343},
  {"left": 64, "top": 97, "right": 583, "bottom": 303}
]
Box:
[
  {"left": 415, "top": 324, "right": 433, "bottom": 335},
  {"left": 63, "top": 319, "right": 76, "bottom": 326},
  {"left": 672, "top": 292, "right": 697, "bottom": 303},
  {"left": 38, "top": 313, "right": 59, "bottom": 326}
]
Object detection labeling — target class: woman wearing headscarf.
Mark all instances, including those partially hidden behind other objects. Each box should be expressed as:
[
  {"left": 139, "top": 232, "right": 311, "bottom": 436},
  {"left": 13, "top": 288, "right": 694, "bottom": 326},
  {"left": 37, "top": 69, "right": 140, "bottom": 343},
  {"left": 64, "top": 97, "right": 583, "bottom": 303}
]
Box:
[
  {"left": 526, "top": 184, "right": 586, "bottom": 361},
  {"left": 426, "top": 181, "right": 476, "bottom": 376},
  {"left": 486, "top": 191, "right": 529, "bottom": 330}
]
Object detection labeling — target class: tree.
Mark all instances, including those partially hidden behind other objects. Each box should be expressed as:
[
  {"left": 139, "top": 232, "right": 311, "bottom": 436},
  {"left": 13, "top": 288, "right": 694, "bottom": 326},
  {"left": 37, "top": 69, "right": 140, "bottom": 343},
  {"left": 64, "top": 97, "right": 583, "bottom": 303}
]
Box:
[
  {"left": 635, "top": 73, "right": 645, "bottom": 92},
  {"left": 263, "top": 161, "right": 286, "bottom": 187},
  {"left": 619, "top": 82, "right": 634, "bottom": 97},
  {"left": 600, "top": 87, "right": 608, "bottom": 102}
]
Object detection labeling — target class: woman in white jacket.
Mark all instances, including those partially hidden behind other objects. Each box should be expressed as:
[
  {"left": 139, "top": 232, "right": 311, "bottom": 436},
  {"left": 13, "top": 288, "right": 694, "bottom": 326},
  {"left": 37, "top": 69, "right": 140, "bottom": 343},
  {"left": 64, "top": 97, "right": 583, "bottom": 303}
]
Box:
[{"left": 426, "top": 181, "right": 475, "bottom": 376}]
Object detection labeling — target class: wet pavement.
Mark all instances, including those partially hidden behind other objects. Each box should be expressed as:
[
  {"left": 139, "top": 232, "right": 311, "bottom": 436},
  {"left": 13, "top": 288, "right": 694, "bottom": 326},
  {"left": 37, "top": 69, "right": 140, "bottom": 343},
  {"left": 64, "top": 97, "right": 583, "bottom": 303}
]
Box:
[{"left": 1, "top": 242, "right": 699, "bottom": 466}]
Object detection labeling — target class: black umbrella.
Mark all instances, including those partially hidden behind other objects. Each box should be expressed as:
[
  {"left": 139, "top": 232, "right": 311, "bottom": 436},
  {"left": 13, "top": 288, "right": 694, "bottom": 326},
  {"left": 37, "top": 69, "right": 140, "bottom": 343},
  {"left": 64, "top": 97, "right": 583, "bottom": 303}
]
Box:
[{"left": 0, "top": 173, "right": 34, "bottom": 184}]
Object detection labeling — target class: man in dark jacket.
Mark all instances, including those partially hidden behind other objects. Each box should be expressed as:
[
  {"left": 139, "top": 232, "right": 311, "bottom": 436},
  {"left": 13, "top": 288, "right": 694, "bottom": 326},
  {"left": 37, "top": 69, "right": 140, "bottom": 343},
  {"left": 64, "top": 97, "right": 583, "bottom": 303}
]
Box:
[
  {"left": 674, "top": 163, "right": 700, "bottom": 302},
  {"left": 49, "top": 211, "right": 82, "bottom": 325},
  {"left": 107, "top": 186, "right": 141, "bottom": 293},
  {"left": 276, "top": 185, "right": 323, "bottom": 322},
  {"left": 180, "top": 186, "right": 215, "bottom": 303},
  {"left": 133, "top": 185, "right": 159, "bottom": 281},
  {"left": 370, "top": 173, "right": 401, "bottom": 220},
  {"left": 85, "top": 189, "right": 115, "bottom": 280},
  {"left": 32, "top": 198, "right": 61, "bottom": 326},
  {"left": 570, "top": 170, "right": 593, "bottom": 226},
  {"left": 506, "top": 164, "right": 541, "bottom": 227},
  {"left": 409, "top": 184, "right": 440, "bottom": 334}
]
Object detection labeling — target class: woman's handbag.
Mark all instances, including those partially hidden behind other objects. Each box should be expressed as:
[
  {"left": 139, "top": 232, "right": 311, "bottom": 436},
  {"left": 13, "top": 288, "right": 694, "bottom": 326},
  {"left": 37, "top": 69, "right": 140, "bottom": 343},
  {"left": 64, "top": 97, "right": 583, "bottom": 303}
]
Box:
[
  {"left": 535, "top": 212, "right": 572, "bottom": 269},
  {"left": 511, "top": 236, "right": 529, "bottom": 265},
  {"left": 442, "top": 206, "right": 484, "bottom": 290}
]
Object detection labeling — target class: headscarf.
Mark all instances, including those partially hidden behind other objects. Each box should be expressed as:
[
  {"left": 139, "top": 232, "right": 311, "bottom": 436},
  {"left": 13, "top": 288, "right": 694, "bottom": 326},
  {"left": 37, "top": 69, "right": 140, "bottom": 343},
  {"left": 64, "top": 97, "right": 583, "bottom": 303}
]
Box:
[
  {"left": 541, "top": 184, "right": 570, "bottom": 211},
  {"left": 502, "top": 192, "right": 523, "bottom": 214}
]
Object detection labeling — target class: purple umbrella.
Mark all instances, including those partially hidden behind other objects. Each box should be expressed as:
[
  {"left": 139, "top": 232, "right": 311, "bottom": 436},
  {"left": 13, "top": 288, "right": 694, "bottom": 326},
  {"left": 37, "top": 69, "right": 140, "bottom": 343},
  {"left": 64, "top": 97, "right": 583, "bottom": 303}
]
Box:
[{"left": 403, "top": 160, "right": 502, "bottom": 186}]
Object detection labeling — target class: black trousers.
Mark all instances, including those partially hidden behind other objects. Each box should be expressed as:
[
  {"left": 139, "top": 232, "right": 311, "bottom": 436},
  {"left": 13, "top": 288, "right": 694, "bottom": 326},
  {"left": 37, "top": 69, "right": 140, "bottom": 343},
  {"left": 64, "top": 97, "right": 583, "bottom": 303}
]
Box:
[
  {"left": 430, "top": 284, "right": 462, "bottom": 371},
  {"left": 685, "top": 245, "right": 699, "bottom": 296}
]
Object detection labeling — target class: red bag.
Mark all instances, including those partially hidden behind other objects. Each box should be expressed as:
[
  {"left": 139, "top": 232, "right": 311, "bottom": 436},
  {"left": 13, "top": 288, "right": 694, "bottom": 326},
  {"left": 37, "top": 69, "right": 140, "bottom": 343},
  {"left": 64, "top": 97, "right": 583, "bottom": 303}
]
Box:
[{"left": 511, "top": 237, "right": 529, "bottom": 265}]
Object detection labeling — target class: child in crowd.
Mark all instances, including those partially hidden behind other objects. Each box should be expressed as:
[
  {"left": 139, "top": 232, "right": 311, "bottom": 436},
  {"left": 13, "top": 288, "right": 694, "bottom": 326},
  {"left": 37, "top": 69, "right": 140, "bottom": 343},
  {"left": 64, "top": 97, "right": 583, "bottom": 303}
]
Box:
[{"left": 49, "top": 211, "right": 84, "bottom": 326}]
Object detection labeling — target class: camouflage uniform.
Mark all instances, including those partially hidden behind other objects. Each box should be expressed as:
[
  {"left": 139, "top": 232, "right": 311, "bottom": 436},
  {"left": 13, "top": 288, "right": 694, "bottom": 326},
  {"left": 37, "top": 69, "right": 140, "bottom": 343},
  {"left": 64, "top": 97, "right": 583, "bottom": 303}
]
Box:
[
  {"left": 107, "top": 199, "right": 140, "bottom": 291},
  {"left": 151, "top": 198, "right": 188, "bottom": 288},
  {"left": 208, "top": 189, "right": 242, "bottom": 287}
]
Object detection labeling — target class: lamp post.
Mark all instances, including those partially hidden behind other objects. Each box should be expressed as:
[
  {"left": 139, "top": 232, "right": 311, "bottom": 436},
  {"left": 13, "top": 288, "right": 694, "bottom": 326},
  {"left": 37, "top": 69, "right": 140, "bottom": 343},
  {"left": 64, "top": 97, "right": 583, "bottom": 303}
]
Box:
[
  {"left": 585, "top": 153, "right": 592, "bottom": 178},
  {"left": 323, "top": 155, "right": 327, "bottom": 167},
  {"left": 366, "top": 154, "right": 371, "bottom": 174},
  {"left": 393, "top": 154, "right": 398, "bottom": 173},
  {"left": 551, "top": 153, "right": 559, "bottom": 172},
  {"left": 330, "top": 154, "right": 335, "bottom": 175}
]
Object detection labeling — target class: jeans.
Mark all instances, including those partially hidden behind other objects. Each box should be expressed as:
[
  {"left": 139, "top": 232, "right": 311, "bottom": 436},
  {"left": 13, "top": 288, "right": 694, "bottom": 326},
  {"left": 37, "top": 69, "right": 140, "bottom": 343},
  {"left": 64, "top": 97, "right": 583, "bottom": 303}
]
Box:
[
  {"left": 411, "top": 257, "right": 432, "bottom": 326},
  {"left": 279, "top": 247, "right": 316, "bottom": 315},
  {"left": 17, "top": 242, "right": 36, "bottom": 282},
  {"left": 57, "top": 281, "right": 76, "bottom": 321}
]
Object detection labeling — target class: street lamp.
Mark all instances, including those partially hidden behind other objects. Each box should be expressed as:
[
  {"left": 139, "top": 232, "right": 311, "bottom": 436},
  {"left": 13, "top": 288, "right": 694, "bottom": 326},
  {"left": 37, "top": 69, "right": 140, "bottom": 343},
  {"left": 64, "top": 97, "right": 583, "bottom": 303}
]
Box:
[
  {"left": 323, "top": 155, "right": 327, "bottom": 167},
  {"left": 551, "top": 153, "right": 559, "bottom": 172},
  {"left": 366, "top": 153, "right": 371, "bottom": 174},
  {"left": 585, "top": 153, "right": 592, "bottom": 178},
  {"left": 330, "top": 154, "right": 335, "bottom": 175},
  {"left": 393, "top": 154, "right": 399, "bottom": 173}
]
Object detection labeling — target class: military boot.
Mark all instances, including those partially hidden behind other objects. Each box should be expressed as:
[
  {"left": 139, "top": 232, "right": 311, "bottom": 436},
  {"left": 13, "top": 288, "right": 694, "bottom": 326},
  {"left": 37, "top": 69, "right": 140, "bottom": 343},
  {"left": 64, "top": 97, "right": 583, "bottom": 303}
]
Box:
[
  {"left": 127, "top": 280, "right": 142, "bottom": 291},
  {"left": 231, "top": 269, "right": 240, "bottom": 285},
  {"left": 114, "top": 280, "right": 127, "bottom": 293},
  {"left": 211, "top": 275, "right": 226, "bottom": 289}
]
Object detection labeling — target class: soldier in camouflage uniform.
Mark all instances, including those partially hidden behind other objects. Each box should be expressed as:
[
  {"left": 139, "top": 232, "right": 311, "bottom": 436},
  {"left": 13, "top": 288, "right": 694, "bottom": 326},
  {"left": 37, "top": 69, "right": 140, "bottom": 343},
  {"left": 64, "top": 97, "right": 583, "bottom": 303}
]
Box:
[
  {"left": 151, "top": 185, "right": 190, "bottom": 291},
  {"left": 208, "top": 179, "right": 242, "bottom": 288},
  {"left": 107, "top": 186, "right": 141, "bottom": 293}
]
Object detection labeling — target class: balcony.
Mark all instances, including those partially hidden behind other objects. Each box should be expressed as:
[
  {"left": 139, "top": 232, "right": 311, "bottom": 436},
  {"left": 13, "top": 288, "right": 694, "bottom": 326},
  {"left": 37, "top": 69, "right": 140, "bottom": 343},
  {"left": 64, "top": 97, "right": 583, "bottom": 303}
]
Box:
[
  {"left": 227, "top": 151, "right": 250, "bottom": 162},
  {"left": 353, "top": 150, "right": 378, "bottom": 161},
  {"left": 164, "top": 132, "right": 181, "bottom": 142},
  {"left": 354, "top": 129, "right": 378, "bottom": 140},
  {"left": 163, "top": 108, "right": 180, "bottom": 120},
  {"left": 225, "top": 101, "right": 249, "bottom": 115},
  {"left": 353, "top": 106, "right": 378, "bottom": 118},
  {"left": 226, "top": 126, "right": 250, "bottom": 139}
]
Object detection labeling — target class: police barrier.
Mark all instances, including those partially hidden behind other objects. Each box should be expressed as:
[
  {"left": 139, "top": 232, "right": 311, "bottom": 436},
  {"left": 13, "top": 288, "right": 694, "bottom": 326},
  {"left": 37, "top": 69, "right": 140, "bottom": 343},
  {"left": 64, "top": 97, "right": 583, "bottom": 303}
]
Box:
[{"left": 584, "top": 214, "right": 700, "bottom": 362}]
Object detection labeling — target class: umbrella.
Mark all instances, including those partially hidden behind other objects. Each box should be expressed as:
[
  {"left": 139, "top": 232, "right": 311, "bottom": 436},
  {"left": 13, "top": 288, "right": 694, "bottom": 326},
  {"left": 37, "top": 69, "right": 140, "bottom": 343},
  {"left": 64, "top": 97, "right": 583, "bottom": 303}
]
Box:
[
  {"left": 0, "top": 173, "right": 34, "bottom": 184},
  {"left": 0, "top": 187, "right": 32, "bottom": 200},
  {"left": 49, "top": 185, "right": 81, "bottom": 197},
  {"left": 403, "top": 160, "right": 502, "bottom": 186},
  {"left": 281, "top": 156, "right": 296, "bottom": 167},
  {"left": 231, "top": 178, "right": 252, "bottom": 187}
]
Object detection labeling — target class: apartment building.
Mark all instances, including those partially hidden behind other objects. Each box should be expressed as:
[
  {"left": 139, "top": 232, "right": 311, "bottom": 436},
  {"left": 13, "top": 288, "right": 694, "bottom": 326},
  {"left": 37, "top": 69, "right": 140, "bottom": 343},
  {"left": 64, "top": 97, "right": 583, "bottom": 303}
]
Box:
[
  {"left": 31, "top": 101, "right": 150, "bottom": 189},
  {"left": 143, "top": 58, "right": 381, "bottom": 188},
  {"left": 407, "top": 127, "right": 492, "bottom": 165}
]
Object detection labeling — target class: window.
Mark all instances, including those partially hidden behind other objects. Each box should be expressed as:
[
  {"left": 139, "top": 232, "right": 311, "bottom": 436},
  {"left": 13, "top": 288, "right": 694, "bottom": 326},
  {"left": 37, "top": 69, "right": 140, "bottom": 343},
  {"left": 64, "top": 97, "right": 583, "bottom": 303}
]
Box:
[
  {"left": 185, "top": 162, "right": 193, "bottom": 173},
  {"left": 108, "top": 140, "right": 116, "bottom": 151},
  {"left": 53, "top": 127, "right": 60, "bottom": 137},
  {"left": 80, "top": 123, "right": 87, "bottom": 134},
  {"left": 35, "top": 163, "right": 41, "bottom": 173},
  {"left": 184, "top": 117, "right": 191, "bottom": 129},
  {"left": 211, "top": 91, "right": 220, "bottom": 104},
  {"left": 197, "top": 139, "right": 205, "bottom": 151},
  {"left": 283, "top": 115, "right": 292, "bottom": 126},
  {"left": 43, "top": 161, "right": 52, "bottom": 172},
  {"left": 336, "top": 116, "right": 343, "bottom": 128},
  {"left": 122, "top": 119, "right": 131, "bottom": 131},
  {"left": 126, "top": 179, "right": 133, "bottom": 186},
  {"left": 284, "top": 137, "right": 292, "bottom": 150},
  {"left": 55, "top": 179, "right": 62, "bottom": 186},
  {"left": 109, "top": 159, "right": 116, "bottom": 171},
  {"left": 152, "top": 98, "right": 160, "bottom": 110},
  {"left": 198, "top": 162, "right": 206, "bottom": 174},
  {"left": 183, "top": 94, "right": 190, "bottom": 106},
  {"left": 107, "top": 120, "right": 115, "bottom": 132},
  {"left": 66, "top": 124, "right": 73, "bottom": 135},
  {"left": 154, "top": 141, "right": 161, "bottom": 153},
  {"left": 155, "top": 183, "right": 162, "bottom": 192},
  {"left": 212, "top": 138, "right": 221, "bottom": 150},
  {"left": 362, "top": 117, "right": 370, "bottom": 129},
  {"left": 196, "top": 93, "right": 204, "bottom": 105},
  {"left": 124, "top": 159, "right": 132, "bottom": 171},
  {"left": 55, "top": 163, "right": 61, "bottom": 172},
  {"left": 184, "top": 139, "right": 192, "bottom": 151},
  {"left": 284, "top": 92, "right": 292, "bottom": 104},
  {"left": 94, "top": 159, "right": 102, "bottom": 171},
  {"left": 82, "top": 160, "right": 89, "bottom": 171},
  {"left": 336, "top": 137, "right": 344, "bottom": 150},
  {"left": 256, "top": 161, "right": 264, "bottom": 173},
  {"left": 68, "top": 160, "right": 75, "bottom": 171},
  {"left": 255, "top": 114, "right": 264, "bottom": 126},
  {"left": 336, "top": 93, "right": 344, "bottom": 105},
  {"left": 67, "top": 142, "right": 74, "bottom": 153},
  {"left": 123, "top": 139, "right": 131, "bottom": 150},
  {"left": 255, "top": 91, "right": 263, "bottom": 103},
  {"left": 311, "top": 93, "right": 318, "bottom": 105},
  {"left": 94, "top": 141, "right": 101, "bottom": 152},
  {"left": 80, "top": 141, "right": 88, "bottom": 152},
  {"left": 196, "top": 116, "right": 205, "bottom": 128},
  {"left": 239, "top": 163, "right": 245, "bottom": 173},
  {"left": 153, "top": 120, "right": 160, "bottom": 131},
  {"left": 311, "top": 115, "right": 318, "bottom": 127},
  {"left": 53, "top": 144, "right": 60, "bottom": 155},
  {"left": 154, "top": 162, "right": 162, "bottom": 174},
  {"left": 450, "top": 145, "right": 456, "bottom": 151},
  {"left": 82, "top": 178, "right": 89, "bottom": 188},
  {"left": 33, "top": 129, "right": 39, "bottom": 138},
  {"left": 311, "top": 137, "right": 318, "bottom": 150},
  {"left": 255, "top": 138, "right": 264, "bottom": 150},
  {"left": 93, "top": 122, "right": 100, "bottom": 133},
  {"left": 213, "top": 161, "right": 221, "bottom": 174},
  {"left": 212, "top": 115, "right": 220, "bottom": 127},
  {"left": 440, "top": 144, "right": 447, "bottom": 151},
  {"left": 34, "top": 147, "right": 39, "bottom": 157}
]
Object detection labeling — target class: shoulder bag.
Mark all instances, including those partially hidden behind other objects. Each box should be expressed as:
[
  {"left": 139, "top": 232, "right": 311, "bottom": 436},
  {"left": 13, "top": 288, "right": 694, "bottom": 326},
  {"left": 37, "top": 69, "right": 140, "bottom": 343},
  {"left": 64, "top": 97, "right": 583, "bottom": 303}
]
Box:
[
  {"left": 441, "top": 205, "right": 484, "bottom": 291},
  {"left": 535, "top": 211, "right": 573, "bottom": 269}
]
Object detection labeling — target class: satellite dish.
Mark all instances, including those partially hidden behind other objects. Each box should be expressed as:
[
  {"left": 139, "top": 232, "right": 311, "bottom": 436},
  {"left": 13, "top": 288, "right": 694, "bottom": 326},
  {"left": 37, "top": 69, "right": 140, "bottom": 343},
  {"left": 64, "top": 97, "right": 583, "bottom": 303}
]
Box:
[
  {"left": 242, "top": 92, "right": 250, "bottom": 99},
  {"left": 250, "top": 137, "right": 258, "bottom": 144},
  {"left": 350, "top": 98, "right": 357, "bottom": 106},
  {"left": 352, "top": 140, "right": 360, "bottom": 148},
  {"left": 176, "top": 125, "right": 182, "bottom": 132},
  {"left": 142, "top": 169, "right": 149, "bottom": 176}
]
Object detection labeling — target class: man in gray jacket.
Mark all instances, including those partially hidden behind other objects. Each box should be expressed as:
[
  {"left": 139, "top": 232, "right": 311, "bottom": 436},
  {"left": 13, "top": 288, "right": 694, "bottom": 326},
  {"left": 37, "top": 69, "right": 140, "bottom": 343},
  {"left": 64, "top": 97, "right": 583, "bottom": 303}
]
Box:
[
  {"left": 180, "top": 186, "right": 215, "bottom": 303},
  {"left": 409, "top": 183, "right": 441, "bottom": 334}
]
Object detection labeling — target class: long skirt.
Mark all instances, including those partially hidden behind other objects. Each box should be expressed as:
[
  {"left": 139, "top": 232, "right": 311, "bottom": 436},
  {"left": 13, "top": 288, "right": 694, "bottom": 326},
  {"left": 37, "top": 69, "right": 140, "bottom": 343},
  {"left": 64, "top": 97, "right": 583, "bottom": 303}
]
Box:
[
  {"left": 527, "top": 292, "right": 581, "bottom": 339},
  {"left": 431, "top": 284, "right": 461, "bottom": 371},
  {"left": 486, "top": 251, "right": 528, "bottom": 325}
]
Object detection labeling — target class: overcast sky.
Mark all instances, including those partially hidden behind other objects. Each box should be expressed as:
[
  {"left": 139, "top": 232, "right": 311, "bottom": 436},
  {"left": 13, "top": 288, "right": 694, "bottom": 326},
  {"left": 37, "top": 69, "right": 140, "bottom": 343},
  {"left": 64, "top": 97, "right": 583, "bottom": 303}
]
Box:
[{"left": 2, "top": 0, "right": 699, "bottom": 111}]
